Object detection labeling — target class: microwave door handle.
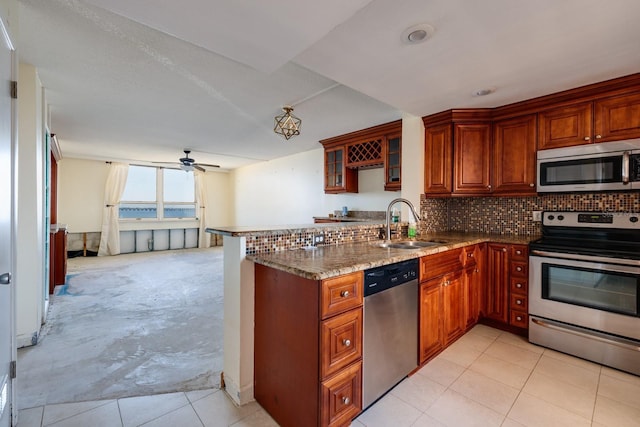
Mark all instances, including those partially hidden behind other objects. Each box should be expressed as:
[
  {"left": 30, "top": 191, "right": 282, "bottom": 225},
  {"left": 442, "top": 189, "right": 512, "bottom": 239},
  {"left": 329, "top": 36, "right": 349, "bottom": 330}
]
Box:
[{"left": 622, "top": 151, "right": 630, "bottom": 184}]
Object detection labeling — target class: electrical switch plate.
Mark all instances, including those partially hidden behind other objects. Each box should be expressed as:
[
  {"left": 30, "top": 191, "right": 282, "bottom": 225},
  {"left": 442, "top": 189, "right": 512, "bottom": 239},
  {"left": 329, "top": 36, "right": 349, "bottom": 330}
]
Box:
[
  {"left": 313, "top": 232, "right": 325, "bottom": 245},
  {"left": 532, "top": 211, "right": 542, "bottom": 222}
]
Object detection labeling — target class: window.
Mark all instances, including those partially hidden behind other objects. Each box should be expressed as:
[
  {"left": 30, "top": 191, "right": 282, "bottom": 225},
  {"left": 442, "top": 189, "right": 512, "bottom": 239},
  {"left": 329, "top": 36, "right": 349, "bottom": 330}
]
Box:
[{"left": 119, "top": 166, "right": 196, "bottom": 220}]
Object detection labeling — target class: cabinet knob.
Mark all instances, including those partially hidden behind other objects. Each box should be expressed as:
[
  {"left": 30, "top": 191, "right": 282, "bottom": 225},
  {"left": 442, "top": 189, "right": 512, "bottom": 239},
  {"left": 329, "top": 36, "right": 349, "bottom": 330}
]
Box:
[
  {"left": 516, "top": 283, "right": 523, "bottom": 288},
  {"left": 487, "top": 185, "right": 492, "bottom": 189},
  {"left": 342, "top": 396, "right": 350, "bottom": 405},
  {"left": 516, "top": 316, "right": 523, "bottom": 321},
  {"left": 475, "top": 269, "right": 479, "bottom": 273},
  {"left": 595, "top": 134, "right": 602, "bottom": 139},
  {"left": 516, "top": 250, "right": 522, "bottom": 255},
  {"left": 502, "top": 248, "right": 507, "bottom": 252},
  {"left": 584, "top": 136, "right": 590, "bottom": 141},
  {"left": 516, "top": 266, "right": 523, "bottom": 272},
  {"left": 340, "top": 290, "right": 350, "bottom": 298},
  {"left": 343, "top": 339, "right": 351, "bottom": 347},
  {"left": 516, "top": 299, "right": 523, "bottom": 305},
  {"left": 529, "top": 183, "right": 535, "bottom": 187},
  {"left": 444, "top": 280, "right": 450, "bottom": 286}
]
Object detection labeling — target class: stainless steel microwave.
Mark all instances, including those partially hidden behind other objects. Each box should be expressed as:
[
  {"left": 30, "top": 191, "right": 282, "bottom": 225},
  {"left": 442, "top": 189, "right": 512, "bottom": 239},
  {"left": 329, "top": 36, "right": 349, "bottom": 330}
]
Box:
[{"left": 536, "top": 139, "right": 640, "bottom": 192}]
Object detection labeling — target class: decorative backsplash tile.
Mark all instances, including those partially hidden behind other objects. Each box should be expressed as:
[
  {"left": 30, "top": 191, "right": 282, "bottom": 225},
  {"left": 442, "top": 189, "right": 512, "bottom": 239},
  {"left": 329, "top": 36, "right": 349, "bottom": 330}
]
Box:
[
  {"left": 244, "top": 223, "right": 384, "bottom": 255},
  {"left": 421, "top": 192, "right": 640, "bottom": 235}
]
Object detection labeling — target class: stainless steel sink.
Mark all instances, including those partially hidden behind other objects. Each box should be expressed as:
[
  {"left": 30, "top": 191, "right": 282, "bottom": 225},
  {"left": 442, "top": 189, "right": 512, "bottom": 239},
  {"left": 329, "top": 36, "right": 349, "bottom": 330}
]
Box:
[{"left": 374, "top": 240, "right": 445, "bottom": 250}]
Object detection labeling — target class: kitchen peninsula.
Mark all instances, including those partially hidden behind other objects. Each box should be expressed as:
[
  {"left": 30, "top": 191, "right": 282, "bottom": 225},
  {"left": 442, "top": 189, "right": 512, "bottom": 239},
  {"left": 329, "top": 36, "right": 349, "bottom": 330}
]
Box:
[{"left": 206, "top": 222, "right": 535, "bottom": 426}]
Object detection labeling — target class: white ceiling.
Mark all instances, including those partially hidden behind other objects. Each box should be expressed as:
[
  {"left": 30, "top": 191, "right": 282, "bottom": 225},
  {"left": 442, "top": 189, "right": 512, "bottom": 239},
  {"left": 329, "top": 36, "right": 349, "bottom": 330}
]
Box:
[{"left": 16, "top": 0, "right": 640, "bottom": 170}]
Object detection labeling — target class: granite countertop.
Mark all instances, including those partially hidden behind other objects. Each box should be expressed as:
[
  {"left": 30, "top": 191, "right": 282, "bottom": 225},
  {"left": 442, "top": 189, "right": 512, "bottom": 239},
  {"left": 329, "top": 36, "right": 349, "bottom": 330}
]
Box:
[
  {"left": 205, "top": 221, "right": 383, "bottom": 237},
  {"left": 248, "top": 231, "right": 537, "bottom": 280},
  {"left": 312, "top": 216, "right": 380, "bottom": 222}
]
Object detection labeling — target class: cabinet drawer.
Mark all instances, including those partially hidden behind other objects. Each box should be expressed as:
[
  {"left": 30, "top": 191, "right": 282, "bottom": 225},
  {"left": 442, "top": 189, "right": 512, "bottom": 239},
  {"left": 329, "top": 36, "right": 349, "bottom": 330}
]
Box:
[
  {"left": 321, "top": 361, "right": 362, "bottom": 427},
  {"left": 321, "top": 272, "right": 363, "bottom": 319},
  {"left": 510, "top": 277, "right": 528, "bottom": 295},
  {"left": 510, "top": 310, "right": 528, "bottom": 328},
  {"left": 510, "top": 261, "right": 528, "bottom": 278},
  {"left": 420, "top": 249, "right": 463, "bottom": 282},
  {"left": 321, "top": 308, "right": 363, "bottom": 379},
  {"left": 510, "top": 294, "right": 528, "bottom": 312},
  {"left": 510, "top": 245, "right": 528, "bottom": 261}
]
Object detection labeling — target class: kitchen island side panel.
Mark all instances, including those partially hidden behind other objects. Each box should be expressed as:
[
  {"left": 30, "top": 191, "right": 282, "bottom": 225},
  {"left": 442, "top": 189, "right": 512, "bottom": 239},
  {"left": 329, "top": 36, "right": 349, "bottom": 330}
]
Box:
[{"left": 254, "top": 264, "right": 321, "bottom": 427}]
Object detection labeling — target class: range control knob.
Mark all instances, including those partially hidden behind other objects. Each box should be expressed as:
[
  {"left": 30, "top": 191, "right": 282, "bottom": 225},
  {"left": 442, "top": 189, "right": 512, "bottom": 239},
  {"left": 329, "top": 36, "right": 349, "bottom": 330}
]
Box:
[
  {"left": 547, "top": 215, "right": 555, "bottom": 221},
  {"left": 557, "top": 215, "right": 564, "bottom": 221},
  {"left": 631, "top": 216, "right": 639, "bottom": 223}
]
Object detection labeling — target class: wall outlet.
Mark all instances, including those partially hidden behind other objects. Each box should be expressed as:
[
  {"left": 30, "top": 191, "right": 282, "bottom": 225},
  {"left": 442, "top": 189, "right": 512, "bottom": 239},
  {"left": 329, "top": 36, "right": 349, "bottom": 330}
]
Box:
[
  {"left": 532, "top": 211, "right": 542, "bottom": 222},
  {"left": 313, "top": 232, "right": 325, "bottom": 246}
]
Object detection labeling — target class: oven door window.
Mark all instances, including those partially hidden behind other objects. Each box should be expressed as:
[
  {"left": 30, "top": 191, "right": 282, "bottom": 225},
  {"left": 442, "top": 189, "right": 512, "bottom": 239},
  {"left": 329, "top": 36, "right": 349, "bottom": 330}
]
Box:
[
  {"left": 539, "top": 155, "right": 622, "bottom": 185},
  {"left": 541, "top": 263, "right": 639, "bottom": 317}
]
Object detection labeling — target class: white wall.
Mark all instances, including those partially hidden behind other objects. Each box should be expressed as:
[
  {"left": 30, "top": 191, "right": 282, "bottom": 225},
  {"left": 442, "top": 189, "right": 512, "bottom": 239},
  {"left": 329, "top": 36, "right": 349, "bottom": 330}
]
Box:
[
  {"left": 230, "top": 148, "right": 400, "bottom": 226},
  {"left": 58, "top": 158, "right": 110, "bottom": 232},
  {"left": 204, "top": 170, "right": 232, "bottom": 227},
  {"left": 16, "top": 63, "right": 45, "bottom": 347},
  {"left": 401, "top": 114, "right": 425, "bottom": 214}
]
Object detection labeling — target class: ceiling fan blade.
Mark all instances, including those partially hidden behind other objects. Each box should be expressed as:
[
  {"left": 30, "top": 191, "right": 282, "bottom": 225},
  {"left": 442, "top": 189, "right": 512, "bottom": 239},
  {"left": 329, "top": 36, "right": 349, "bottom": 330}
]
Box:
[
  {"left": 195, "top": 163, "right": 220, "bottom": 168},
  {"left": 194, "top": 164, "right": 206, "bottom": 172}
]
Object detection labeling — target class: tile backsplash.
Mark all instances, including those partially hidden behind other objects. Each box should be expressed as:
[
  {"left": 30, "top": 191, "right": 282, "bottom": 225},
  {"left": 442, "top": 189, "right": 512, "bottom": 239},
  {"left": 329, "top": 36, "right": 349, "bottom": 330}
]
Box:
[{"left": 421, "top": 192, "right": 640, "bottom": 235}]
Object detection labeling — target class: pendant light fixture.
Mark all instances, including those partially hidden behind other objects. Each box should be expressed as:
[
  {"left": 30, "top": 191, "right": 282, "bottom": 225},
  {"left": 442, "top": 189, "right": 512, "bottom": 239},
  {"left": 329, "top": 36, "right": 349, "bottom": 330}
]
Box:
[{"left": 274, "top": 105, "right": 301, "bottom": 140}]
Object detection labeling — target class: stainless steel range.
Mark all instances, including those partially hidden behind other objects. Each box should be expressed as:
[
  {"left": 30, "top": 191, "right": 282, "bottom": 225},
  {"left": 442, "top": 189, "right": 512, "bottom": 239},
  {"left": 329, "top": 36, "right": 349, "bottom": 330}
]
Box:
[{"left": 529, "top": 211, "right": 640, "bottom": 376}]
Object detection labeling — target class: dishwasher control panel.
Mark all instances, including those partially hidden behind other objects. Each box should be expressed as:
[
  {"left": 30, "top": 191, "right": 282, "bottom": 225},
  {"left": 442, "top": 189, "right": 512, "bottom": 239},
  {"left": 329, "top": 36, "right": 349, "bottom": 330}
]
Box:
[{"left": 364, "top": 259, "right": 419, "bottom": 297}]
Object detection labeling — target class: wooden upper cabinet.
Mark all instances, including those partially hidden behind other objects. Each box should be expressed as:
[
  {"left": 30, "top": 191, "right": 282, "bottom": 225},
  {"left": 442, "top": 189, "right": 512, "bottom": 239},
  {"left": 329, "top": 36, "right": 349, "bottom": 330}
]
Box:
[
  {"left": 594, "top": 92, "right": 640, "bottom": 142},
  {"left": 384, "top": 132, "right": 402, "bottom": 191},
  {"left": 324, "top": 147, "right": 358, "bottom": 194},
  {"left": 539, "top": 92, "right": 640, "bottom": 150},
  {"left": 538, "top": 102, "right": 592, "bottom": 149},
  {"left": 424, "top": 123, "right": 453, "bottom": 195},
  {"left": 453, "top": 123, "right": 491, "bottom": 194},
  {"left": 320, "top": 120, "right": 401, "bottom": 194},
  {"left": 492, "top": 114, "right": 537, "bottom": 195}
]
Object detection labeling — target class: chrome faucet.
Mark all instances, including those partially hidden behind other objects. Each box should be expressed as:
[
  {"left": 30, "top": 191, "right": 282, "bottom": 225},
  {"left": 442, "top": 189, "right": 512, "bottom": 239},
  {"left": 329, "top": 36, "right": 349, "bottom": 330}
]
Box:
[{"left": 385, "top": 198, "right": 421, "bottom": 242}]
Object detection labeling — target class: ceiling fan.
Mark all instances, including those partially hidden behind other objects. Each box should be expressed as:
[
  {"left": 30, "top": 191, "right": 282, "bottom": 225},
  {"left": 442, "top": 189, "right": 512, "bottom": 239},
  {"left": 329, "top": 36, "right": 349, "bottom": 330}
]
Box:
[{"left": 154, "top": 149, "right": 220, "bottom": 172}]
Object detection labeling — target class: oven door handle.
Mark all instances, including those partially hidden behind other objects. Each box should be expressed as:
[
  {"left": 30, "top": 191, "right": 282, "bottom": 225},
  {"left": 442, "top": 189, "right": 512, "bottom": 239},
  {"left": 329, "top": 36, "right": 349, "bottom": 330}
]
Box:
[
  {"left": 623, "top": 151, "right": 630, "bottom": 184},
  {"left": 531, "top": 318, "right": 640, "bottom": 352},
  {"left": 530, "top": 249, "right": 640, "bottom": 267}
]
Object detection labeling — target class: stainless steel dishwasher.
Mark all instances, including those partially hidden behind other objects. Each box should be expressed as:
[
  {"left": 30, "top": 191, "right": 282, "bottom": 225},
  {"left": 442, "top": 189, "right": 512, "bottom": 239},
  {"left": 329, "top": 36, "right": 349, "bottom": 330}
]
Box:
[{"left": 362, "top": 258, "right": 419, "bottom": 409}]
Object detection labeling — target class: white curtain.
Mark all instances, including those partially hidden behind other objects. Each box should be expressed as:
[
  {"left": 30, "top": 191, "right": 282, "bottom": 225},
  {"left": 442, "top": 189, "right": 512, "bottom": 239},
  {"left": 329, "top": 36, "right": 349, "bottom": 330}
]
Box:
[
  {"left": 97, "top": 162, "right": 129, "bottom": 256},
  {"left": 194, "top": 169, "right": 210, "bottom": 248}
]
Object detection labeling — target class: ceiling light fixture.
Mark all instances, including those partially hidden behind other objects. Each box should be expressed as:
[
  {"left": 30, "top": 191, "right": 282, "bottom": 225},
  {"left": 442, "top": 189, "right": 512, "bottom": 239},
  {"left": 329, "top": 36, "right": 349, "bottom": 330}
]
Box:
[
  {"left": 274, "top": 105, "right": 301, "bottom": 140},
  {"left": 401, "top": 23, "right": 435, "bottom": 45}
]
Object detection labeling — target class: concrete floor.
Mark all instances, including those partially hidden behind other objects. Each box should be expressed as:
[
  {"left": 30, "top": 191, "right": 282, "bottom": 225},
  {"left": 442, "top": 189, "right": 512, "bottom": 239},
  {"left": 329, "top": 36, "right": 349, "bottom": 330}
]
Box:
[{"left": 17, "top": 247, "right": 224, "bottom": 410}]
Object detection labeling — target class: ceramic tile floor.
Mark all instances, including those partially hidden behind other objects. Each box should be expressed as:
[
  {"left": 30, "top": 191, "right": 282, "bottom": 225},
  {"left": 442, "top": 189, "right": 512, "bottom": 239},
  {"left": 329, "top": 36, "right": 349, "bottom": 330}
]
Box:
[{"left": 17, "top": 325, "right": 640, "bottom": 427}]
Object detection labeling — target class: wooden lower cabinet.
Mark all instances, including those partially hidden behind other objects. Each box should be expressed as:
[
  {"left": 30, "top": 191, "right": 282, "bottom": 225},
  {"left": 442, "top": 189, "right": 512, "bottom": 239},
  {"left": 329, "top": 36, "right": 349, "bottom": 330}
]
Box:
[
  {"left": 255, "top": 265, "right": 363, "bottom": 427},
  {"left": 419, "top": 279, "right": 444, "bottom": 363},
  {"left": 442, "top": 270, "right": 465, "bottom": 344},
  {"left": 485, "top": 243, "right": 510, "bottom": 323}
]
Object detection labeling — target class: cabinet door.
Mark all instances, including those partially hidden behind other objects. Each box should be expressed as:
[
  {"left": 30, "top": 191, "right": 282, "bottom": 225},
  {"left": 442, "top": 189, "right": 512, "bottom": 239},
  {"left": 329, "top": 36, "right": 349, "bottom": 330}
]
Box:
[
  {"left": 442, "top": 271, "right": 465, "bottom": 344},
  {"left": 424, "top": 124, "right": 453, "bottom": 195},
  {"left": 594, "top": 92, "right": 640, "bottom": 142},
  {"left": 453, "top": 123, "right": 491, "bottom": 194},
  {"left": 324, "top": 147, "right": 358, "bottom": 194},
  {"left": 419, "top": 280, "right": 443, "bottom": 363},
  {"left": 384, "top": 133, "right": 402, "bottom": 191},
  {"left": 485, "top": 243, "right": 509, "bottom": 323},
  {"left": 464, "top": 244, "right": 485, "bottom": 329},
  {"left": 492, "top": 114, "right": 537, "bottom": 195},
  {"left": 538, "top": 102, "right": 593, "bottom": 149}
]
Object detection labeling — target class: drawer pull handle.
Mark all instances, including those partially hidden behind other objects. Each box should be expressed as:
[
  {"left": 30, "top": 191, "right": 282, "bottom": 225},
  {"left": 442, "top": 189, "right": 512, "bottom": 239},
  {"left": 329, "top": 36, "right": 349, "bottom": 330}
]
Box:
[
  {"left": 342, "top": 396, "right": 350, "bottom": 405},
  {"left": 340, "top": 290, "right": 350, "bottom": 298},
  {"left": 343, "top": 339, "right": 351, "bottom": 347}
]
